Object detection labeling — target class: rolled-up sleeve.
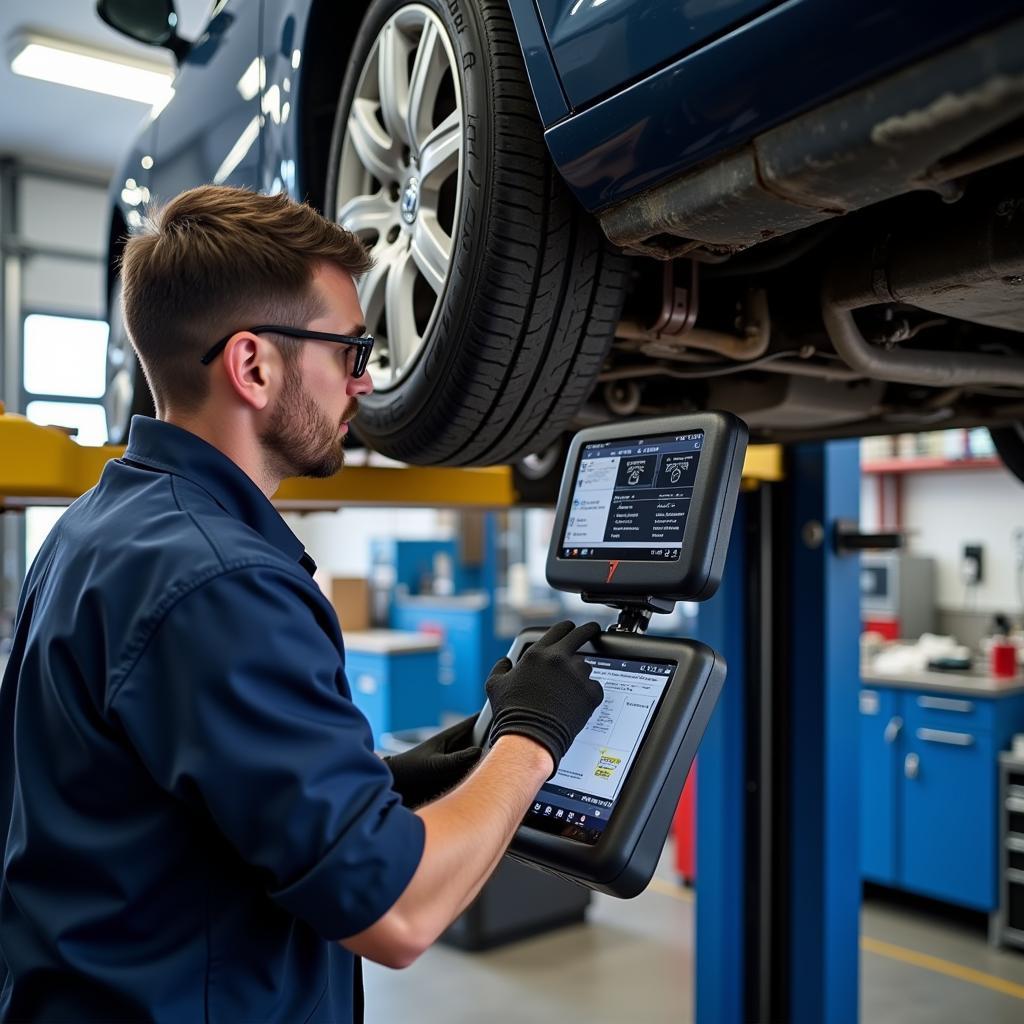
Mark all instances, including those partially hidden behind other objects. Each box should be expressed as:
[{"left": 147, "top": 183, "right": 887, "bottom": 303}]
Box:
[{"left": 109, "top": 564, "right": 424, "bottom": 940}]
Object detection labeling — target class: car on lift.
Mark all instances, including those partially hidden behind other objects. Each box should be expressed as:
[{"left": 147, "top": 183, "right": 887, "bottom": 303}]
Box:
[{"left": 98, "top": 0, "right": 1024, "bottom": 488}]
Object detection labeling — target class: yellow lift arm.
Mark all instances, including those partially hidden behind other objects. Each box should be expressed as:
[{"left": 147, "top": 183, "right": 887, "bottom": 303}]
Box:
[{"left": 0, "top": 410, "right": 782, "bottom": 510}]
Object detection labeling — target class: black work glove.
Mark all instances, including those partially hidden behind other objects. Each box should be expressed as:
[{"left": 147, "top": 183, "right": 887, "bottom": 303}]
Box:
[
  {"left": 485, "top": 620, "right": 604, "bottom": 775},
  {"left": 384, "top": 714, "right": 482, "bottom": 809}
]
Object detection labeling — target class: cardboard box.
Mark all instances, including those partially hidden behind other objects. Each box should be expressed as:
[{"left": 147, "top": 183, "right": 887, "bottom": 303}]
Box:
[{"left": 330, "top": 577, "right": 372, "bottom": 632}]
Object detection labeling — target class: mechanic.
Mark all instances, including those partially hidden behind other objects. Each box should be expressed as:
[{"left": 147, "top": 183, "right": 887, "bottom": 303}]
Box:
[{"left": 0, "top": 185, "right": 603, "bottom": 1023}]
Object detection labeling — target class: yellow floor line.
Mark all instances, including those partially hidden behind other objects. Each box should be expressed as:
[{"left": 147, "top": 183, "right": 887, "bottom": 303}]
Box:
[
  {"left": 860, "top": 936, "right": 1024, "bottom": 1002},
  {"left": 643, "top": 879, "right": 1024, "bottom": 1000}
]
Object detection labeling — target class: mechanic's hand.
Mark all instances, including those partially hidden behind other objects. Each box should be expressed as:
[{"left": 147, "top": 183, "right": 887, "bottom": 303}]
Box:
[
  {"left": 384, "top": 714, "right": 482, "bottom": 809},
  {"left": 485, "top": 620, "right": 604, "bottom": 775}
]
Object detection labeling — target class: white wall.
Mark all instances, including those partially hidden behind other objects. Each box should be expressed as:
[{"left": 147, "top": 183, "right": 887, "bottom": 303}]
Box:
[
  {"left": 861, "top": 464, "right": 1024, "bottom": 614},
  {"left": 19, "top": 172, "right": 107, "bottom": 320},
  {"left": 284, "top": 508, "right": 453, "bottom": 580},
  {"left": 860, "top": 473, "right": 880, "bottom": 534},
  {"left": 20, "top": 176, "right": 107, "bottom": 256},
  {"left": 901, "top": 467, "right": 1024, "bottom": 613}
]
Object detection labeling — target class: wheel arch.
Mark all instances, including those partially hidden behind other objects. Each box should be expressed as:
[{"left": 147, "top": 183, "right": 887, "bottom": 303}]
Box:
[{"left": 295, "top": 0, "right": 375, "bottom": 213}]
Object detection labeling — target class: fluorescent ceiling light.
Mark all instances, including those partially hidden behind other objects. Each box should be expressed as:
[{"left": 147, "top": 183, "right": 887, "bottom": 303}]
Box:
[{"left": 9, "top": 32, "right": 174, "bottom": 106}]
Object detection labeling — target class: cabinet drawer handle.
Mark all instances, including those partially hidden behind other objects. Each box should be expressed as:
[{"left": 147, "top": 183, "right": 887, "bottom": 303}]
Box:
[
  {"left": 904, "top": 752, "right": 920, "bottom": 779},
  {"left": 915, "top": 727, "right": 974, "bottom": 746},
  {"left": 884, "top": 716, "right": 903, "bottom": 744},
  {"left": 916, "top": 696, "right": 974, "bottom": 713}
]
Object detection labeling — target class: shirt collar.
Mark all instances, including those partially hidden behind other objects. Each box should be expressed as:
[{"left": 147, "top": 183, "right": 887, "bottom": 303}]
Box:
[{"left": 122, "top": 416, "right": 316, "bottom": 574}]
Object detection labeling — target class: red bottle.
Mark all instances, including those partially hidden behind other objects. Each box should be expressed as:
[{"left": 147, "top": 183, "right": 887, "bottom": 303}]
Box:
[{"left": 990, "top": 639, "right": 1018, "bottom": 679}]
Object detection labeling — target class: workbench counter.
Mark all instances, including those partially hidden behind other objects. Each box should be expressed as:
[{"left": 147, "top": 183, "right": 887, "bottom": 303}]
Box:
[
  {"left": 861, "top": 664, "right": 1024, "bottom": 697},
  {"left": 393, "top": 593, "right": 491, "bottom": 611},
  {"left": 343, "top": 630, "right": 443, "bottom": 654}
]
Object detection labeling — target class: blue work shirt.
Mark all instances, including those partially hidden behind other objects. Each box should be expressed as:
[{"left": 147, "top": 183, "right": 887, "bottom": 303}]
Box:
[{"left": 0, "top": 416, "right": 425, "bottom": 1022}]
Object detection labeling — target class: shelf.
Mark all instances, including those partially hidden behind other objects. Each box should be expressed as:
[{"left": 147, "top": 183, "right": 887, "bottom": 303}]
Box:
[{"left": 862, "top": 456, "right": 1004, "bottom": 475}]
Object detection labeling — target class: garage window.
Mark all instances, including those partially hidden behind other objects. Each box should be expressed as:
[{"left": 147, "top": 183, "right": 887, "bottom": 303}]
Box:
[
  {"left": 22, "top": 312, "right": 109, "bottom": 441},
  {"left": 21, "top": 312, "right": 110, "bottom": 569}
]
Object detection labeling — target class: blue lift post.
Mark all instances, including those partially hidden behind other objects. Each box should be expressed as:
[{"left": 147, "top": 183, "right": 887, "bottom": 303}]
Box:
[{"left": 696, "top": 441, "right": 861, "bottom": 1024}]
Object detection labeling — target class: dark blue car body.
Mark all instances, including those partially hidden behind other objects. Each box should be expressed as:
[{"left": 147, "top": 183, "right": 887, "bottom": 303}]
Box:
[
  {"left": 529, "top": 0, "right": 1022, "bottom": 210},
  {"left": 110, "top": 0, "right": 1022, "bottom": 224},
  {"left": 102, "top": 0, "right": 1024, "bottom": 468}
]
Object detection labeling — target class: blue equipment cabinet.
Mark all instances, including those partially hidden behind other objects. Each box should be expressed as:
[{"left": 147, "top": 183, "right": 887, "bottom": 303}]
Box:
[
  {"left": 370, "top": 538, "right": 480, "bottom": 597},
  {"left": 860, "top": 677, "right": 1024, "bottom": 912},
  {"left": 859, "top": 687, "right": 901, "bottom": 885},
  {"left": 343, "top": 631, "right": 443, "bottom": 748},
  {"left": 391, "top": 595, "right": 512, "bottom": 717}
]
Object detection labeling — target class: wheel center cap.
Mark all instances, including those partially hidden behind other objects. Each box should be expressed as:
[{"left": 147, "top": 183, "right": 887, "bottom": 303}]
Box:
[{"left": 401, "top": 177, "right": 420, "bottom": 224}]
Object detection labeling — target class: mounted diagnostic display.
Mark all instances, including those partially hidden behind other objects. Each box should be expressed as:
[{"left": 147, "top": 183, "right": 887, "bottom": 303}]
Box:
[
  {"left": 558, "top": 430, "right": 704, "bottom": 563},
  {"left": 471, "top": 413, "right": 748, "bottom": 897},
  {"left": 546, "top": 412, "right": 747, "bottom": 602}
]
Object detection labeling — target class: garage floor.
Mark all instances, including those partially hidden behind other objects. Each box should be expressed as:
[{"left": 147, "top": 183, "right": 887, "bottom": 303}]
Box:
[{"left": 363, "top": 849, "right": 1024, "bottom": 1023}]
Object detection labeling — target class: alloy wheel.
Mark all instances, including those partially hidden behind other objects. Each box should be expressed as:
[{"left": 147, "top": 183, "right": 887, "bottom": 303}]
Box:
[{"left": 333, "top": 5, "right": 464, "bottom": 390}]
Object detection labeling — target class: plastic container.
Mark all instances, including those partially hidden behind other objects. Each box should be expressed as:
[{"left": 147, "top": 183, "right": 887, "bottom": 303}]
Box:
[{"left": 991, "top": 639, "right": 1018, "bottom": 678}]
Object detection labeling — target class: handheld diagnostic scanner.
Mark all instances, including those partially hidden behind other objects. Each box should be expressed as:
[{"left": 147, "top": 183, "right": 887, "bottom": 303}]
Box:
[{"left": 473, "top": 412, "right": 748, "bottom": 898}]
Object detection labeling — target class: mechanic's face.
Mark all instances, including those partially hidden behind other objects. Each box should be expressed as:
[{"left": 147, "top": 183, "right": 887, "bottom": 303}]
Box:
[{"left": 260, "top": 264, "right": 373, "bottom": 479}]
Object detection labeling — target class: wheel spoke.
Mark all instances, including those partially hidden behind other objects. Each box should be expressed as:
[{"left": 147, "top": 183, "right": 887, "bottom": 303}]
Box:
[
  {"left": 335, "top": 8, "right": 461, "bottom": 389},
  {"left": 384, "top": 244, "right": 419, "bottom": 369},
  {"left": 348, "top": 99, "right": 399, "bottom": 184},
  {"left": 418, "top": 110, "right": 460, "bottom": 189},
  {"left": 356, "top": 240, "right": 397, "bottom": 335},
  {"left": 336, "top": 191, "right": 393, "bottom": 238},
  {"left": 377, "top": 23, "right": 411, "bottom": 147},
  {"left": 406, "top": 21, "right": 442, "bottom": 155},
  {"left": 411, "top": 212, "right": 451, "bottom": 294}
]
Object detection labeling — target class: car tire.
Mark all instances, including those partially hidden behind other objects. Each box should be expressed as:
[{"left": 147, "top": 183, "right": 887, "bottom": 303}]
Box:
[
  {"left": 104, "top": 275, "right": 154, "bottom": 444},
  {"left": 325, "top": 0, "right": 627, "bottom": 466},
  {"left": 990, "top": 424, "right": 1024, "bottom": 485}
]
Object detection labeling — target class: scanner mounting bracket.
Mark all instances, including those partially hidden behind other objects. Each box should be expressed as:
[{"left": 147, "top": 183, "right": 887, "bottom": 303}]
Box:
[{"left": 581, "top": 593, "right": 676, "bottom": 634}]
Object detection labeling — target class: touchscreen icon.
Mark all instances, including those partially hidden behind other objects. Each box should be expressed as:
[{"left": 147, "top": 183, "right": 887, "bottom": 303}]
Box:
[
  {"left": 544, "top": 805, "right": 553, "bottom": 815},
  {"left": 533, "top": 803, "right": 541, "bottom": 812},
  {"left": 669, "top": 465, "right": 683, "bottom": 484}
]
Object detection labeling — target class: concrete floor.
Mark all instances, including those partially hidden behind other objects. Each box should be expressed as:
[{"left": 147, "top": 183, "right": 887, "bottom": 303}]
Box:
[{"left": 363, "top": 851, "right": 1024, "bottom": 1023}]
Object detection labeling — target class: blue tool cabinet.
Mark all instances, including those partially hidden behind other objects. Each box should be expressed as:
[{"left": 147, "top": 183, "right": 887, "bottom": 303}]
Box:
[
  {"left": 860, "top": 681, "right": 1024, "bottom": 912},
  {"left": 391, "top": 595, "right": 512, "bottom": 717},
  {"left": 344, "top": 632, "right": 442, "bottom": 748}
]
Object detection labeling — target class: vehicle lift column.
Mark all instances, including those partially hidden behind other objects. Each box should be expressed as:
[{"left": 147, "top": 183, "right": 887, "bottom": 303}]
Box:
[{"left": 696, "top": 441, "right": 861, "bottom": 1024}]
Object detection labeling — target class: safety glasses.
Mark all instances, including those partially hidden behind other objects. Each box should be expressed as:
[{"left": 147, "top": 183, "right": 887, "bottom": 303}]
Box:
[{"left": 200, "top": 324, "right": 375, "bottom": 378}]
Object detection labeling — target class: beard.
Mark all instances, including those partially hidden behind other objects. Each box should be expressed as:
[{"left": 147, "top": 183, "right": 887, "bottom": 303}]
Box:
[{"left": 260, "top": 359, "right": 355, "bottom": 480}]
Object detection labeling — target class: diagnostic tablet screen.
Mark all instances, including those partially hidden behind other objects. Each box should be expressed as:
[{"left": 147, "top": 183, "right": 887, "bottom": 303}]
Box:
[
  {"left": 523, "top": 655, "right": 674, "bottom": 845},
  {"left": 559, "top": 431, "right": 704, "bottom": 562}
]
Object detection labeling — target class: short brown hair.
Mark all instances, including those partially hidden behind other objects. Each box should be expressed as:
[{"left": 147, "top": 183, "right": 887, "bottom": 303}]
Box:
[{"left": 120, "top": 185, "right": 372, "bottom": 414}]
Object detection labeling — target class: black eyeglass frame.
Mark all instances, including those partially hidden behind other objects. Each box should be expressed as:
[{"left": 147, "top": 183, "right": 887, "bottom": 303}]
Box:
[{"left": 199, "top": 324, "right": 375, "bottom": 378}]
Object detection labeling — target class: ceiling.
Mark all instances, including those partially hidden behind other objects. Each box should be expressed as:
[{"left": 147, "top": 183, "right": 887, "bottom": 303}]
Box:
[{"left": 1, "top": 0, "right": 213, "bottom": 181}]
